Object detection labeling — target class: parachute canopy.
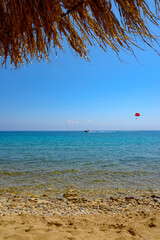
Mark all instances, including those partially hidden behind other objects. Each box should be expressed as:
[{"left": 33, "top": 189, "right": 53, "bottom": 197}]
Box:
[{"left": 135, "top": 113, "right": 140, "bottom": 117}]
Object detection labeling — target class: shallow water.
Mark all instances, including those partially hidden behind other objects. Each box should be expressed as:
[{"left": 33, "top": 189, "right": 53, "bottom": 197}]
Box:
[{"left": 0, "top": 131, "right": 160, "bottom": 197}]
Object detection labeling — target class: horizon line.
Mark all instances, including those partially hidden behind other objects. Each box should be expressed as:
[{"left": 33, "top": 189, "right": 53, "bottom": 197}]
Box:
[{"left": 0, "top": 130, "right": 160, "bottom": 132}]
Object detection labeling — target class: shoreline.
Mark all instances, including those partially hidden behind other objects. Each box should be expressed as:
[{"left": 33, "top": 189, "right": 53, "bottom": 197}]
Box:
[
  {"left": 0, "top": 190, "right": 160, "bottom": 216},
  {"left": 0, "top": 191, "right": 160, "bottom": 239}
]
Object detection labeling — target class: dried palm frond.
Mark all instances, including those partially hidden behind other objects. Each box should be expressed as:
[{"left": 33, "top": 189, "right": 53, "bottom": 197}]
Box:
[{"left": 0, "top": 0, "right": 159, "bottom": 68}]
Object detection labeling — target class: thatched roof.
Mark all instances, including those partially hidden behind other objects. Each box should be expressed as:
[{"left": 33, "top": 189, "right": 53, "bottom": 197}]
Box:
[{"left": 0, "top": 0, "right": 160, "bottom": 68}]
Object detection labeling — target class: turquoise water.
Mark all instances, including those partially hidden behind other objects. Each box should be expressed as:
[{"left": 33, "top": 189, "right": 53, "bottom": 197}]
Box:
[{"left": 0, "top": 131, "right": 160, "bottom": 196}]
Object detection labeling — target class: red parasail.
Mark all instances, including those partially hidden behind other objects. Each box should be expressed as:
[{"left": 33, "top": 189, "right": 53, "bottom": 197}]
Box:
[{"left": 135, "top": 113, "right": 140, "bottom": 117}]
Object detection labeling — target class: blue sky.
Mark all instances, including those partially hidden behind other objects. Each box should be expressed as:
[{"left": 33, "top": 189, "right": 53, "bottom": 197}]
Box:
[{"left": 0, "top": 37, "right": 160, "bottom": 130}]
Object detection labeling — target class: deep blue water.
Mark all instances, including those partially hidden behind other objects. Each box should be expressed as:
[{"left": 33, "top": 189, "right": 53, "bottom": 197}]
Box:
[{"left": 0, "top": 131, "right": 160, "bottom": 197}]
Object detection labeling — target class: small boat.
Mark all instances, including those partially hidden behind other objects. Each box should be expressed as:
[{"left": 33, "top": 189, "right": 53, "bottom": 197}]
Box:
[{"left": 84, "top": 129, "right": 90, "bottom": 133}]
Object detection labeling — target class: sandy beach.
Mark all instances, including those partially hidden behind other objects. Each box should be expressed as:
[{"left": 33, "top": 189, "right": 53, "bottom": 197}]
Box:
[{"left": 0, "top": 191, "right": 160, "bottom": 240}]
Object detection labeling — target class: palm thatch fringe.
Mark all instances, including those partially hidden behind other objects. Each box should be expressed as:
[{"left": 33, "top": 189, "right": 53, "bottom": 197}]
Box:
[{"left": 0, "top": 0, "right": 159, "bottom": 68}]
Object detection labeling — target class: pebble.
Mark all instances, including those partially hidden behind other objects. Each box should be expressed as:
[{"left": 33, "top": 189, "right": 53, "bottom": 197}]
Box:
[{"left": 0, "top": 191, "right": 159, "bottom": 217}]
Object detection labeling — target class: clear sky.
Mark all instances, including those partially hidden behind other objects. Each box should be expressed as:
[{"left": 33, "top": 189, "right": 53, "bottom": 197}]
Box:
[{"left": 0, "top": 36, "right": 160, "bottom": 131}]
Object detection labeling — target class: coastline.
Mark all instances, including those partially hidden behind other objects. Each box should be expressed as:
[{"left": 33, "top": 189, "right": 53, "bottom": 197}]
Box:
[
  {"left": 0, "top": 191, "right": 160, "bottom": 239},
  {"left": 0, "top": 131, "right": 160, "bottom": 239}
]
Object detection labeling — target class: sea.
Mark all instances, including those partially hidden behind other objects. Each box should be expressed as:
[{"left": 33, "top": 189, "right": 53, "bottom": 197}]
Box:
[{"left": 0, "top": 131, "right": 160, "bottom": 198}]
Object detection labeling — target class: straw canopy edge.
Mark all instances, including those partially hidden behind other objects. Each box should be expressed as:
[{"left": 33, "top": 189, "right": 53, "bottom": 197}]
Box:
[{"left": 0, "top": 0, "right": 159, "bottom": 68}]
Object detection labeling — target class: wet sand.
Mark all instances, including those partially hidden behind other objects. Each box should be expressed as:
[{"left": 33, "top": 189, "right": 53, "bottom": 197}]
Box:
[{"left": 0, "top": 191, "right": 160, "bottom": 240}]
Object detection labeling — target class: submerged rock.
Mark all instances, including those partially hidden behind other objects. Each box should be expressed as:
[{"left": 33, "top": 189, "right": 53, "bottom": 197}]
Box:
[
  {"left": 63, "top": 190, "right": 78, "bottom": 199},
  {"left": 125, "top": 196, "right": 135, "bottom": 201}
]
